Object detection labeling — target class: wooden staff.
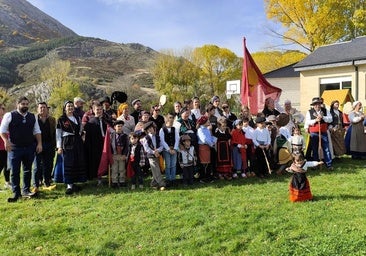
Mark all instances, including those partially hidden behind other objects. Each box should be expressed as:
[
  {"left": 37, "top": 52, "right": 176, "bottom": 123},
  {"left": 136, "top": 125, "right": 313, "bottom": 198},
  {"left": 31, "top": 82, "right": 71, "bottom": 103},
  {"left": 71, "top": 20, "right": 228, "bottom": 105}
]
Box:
[
  {"left": 318, "top": 122, "right": 323, "bottom": 170},
  {"left": 262, "top": 148, "right": 272, "bottom": 174},
  {"left": 108, "top": 165, "right": 111, "bottom": 187}
]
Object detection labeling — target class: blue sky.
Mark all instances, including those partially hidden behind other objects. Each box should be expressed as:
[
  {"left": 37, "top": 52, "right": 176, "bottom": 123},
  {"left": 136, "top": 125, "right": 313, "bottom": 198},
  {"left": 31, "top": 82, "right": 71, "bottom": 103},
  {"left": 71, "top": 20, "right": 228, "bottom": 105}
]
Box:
[{"left": 27, "top": 0, "right": 285, "bottom": 56}]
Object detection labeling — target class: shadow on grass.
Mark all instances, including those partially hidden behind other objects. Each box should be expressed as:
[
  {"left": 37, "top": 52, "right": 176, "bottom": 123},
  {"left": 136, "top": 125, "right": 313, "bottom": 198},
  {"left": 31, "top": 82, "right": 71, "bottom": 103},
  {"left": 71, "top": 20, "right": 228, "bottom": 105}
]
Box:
[{"left": 25, "top": 155, "right": 363, "bottom": 199}]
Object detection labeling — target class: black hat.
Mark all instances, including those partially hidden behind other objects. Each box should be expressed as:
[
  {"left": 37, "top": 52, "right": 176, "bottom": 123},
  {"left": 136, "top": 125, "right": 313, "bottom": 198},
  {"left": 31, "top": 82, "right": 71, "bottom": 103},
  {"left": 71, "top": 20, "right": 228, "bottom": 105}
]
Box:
[
  {"left": 255, "top": 116, "right": 266, "bottom": 124},
  {"left": 310, "top": 97, "right": 322, "bottom": 106}
]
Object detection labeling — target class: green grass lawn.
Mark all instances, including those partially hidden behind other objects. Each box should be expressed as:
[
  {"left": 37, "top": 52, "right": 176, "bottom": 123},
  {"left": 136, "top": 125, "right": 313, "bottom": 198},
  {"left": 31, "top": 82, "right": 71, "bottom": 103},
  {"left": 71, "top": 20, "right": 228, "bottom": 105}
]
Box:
[{"left": 1, "top": 157, "right": 366, "bottom": 256}]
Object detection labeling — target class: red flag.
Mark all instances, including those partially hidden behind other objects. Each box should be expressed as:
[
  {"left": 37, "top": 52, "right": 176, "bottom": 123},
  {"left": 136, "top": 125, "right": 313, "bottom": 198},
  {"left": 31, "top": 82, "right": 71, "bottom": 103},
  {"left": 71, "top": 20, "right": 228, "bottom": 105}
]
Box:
[
  {"left": 241, "top": 38, "right": 282, "bottom": 114},
  {"left": 97, "top": 126, "right": 114, "bottom": 177}
]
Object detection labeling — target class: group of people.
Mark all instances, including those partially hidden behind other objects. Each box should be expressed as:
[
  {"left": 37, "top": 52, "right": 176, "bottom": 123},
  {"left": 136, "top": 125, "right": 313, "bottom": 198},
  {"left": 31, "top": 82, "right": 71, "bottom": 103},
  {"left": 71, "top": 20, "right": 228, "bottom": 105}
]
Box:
[{"left": 0, "top": 93, "right": 363, "bottom": 203}]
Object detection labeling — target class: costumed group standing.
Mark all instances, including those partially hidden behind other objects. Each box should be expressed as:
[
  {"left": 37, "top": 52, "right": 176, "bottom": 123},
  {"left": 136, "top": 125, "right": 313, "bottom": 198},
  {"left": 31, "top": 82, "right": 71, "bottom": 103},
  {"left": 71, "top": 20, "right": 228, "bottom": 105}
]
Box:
[{"left": 0, "top": 93, "right": 359, "bottom": 203}]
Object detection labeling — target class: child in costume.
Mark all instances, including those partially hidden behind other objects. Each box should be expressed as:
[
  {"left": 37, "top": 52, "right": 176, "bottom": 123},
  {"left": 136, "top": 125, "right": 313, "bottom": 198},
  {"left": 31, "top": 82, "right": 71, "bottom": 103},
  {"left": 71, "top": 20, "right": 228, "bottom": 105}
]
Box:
[
  {"left": 231, "top": 119, "right": 247, "bottom": 178},
  {"left": 286, "top": 153, "right": 323, "bottom": 202},
  {"left": 141, "top": 121, "right": 166, "bottom": 190},
  {"left": 110, "top": 120, "right": 129, "bottom": 188},
  {"left": 178, "top": 134, "right": 197, "bottom": 185},
  {"left": 127, "top": 132, "right": 146, "bottom": 190},
  {"left": 253, "top": 116, "right": 271, "bottom": 178},
  {"left": 159, "top": 113, "right": 180, "bottom": 187},
  {"left": 196, "top": 115, "right": 217, "bottom": 183},
  {"left": 214, "top": 117, "right": 232, "bottom": 180},
  {"left": 289, "top": 124, "right": 305, "bottom": 155}
]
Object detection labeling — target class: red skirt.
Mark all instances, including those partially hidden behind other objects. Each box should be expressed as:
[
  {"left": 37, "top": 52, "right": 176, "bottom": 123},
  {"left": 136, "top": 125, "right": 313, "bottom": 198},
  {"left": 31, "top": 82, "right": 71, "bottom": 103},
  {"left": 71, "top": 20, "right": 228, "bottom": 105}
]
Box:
[
  {"left": 199, "top": 144, "right": 211, "bottom": 164},
  {"left": 289, "top": 173, "right": 313, "bottom": 202}
]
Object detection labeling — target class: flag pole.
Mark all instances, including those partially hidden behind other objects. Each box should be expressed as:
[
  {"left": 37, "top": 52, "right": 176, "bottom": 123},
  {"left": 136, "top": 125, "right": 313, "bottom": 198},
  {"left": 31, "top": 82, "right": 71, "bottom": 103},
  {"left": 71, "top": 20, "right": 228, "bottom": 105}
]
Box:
[{"left": 243, "top": 37, "right": 250, "bottom": 110}]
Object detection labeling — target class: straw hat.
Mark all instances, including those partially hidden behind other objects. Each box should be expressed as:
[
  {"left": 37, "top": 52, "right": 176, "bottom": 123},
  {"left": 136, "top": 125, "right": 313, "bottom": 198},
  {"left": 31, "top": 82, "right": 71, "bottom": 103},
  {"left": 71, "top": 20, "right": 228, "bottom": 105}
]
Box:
[{"left": 278, "top": 148, "right": 292, "bottom": 165}]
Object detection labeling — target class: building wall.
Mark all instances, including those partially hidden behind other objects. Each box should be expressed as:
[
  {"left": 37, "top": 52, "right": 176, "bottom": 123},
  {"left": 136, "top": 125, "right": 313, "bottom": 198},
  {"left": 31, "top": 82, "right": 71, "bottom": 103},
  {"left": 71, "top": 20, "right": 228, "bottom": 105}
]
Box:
[
  {"left": 266, "top": 77, "right": 300, "bottom": 109},
  {"left": 299, "top": 65, "right": 366, "bottom": 113}
]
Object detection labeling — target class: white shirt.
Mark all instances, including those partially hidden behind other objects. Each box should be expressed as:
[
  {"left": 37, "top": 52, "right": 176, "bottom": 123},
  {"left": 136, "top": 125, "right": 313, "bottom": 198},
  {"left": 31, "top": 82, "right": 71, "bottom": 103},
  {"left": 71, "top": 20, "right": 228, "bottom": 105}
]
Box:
[
  {"left": 0, "top": 111, "right": 41, "bottom": 136},
  {"left": 253, "top": 127, "right": 271, "bottom": 147},
  {"left": 159, "top": 126, "right": 180, "bottom": 151},
  {"left": 242, "top": 126, "right": 255, "bottom": 140},
  {"left": 304, "top": 108, "right": 332, "bottom": 129}
]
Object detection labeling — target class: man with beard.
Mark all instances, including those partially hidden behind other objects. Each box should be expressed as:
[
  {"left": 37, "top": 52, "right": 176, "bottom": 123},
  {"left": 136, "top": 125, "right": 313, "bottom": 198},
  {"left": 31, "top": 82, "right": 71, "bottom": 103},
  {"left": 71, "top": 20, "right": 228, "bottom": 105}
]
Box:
[
  {"left": 131, "top": 99, "right": 143, "bottom": 125},
  {"left": 0, "top": 97, "right": 42, "bottom": 202}
]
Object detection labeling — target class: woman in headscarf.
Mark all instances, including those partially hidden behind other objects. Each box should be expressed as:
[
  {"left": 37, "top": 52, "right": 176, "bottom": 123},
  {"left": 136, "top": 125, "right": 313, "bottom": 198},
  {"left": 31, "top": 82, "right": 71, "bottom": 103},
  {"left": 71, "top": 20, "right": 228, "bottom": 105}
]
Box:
[
  {"left": 329, "top": 100, "right": 346, "bottom": 158},
  {"left": 55, "top": 101, "right": 87, "bottom": 194},
  {"left": 345, "top": 101, "right": 366, "bottom": 159}
]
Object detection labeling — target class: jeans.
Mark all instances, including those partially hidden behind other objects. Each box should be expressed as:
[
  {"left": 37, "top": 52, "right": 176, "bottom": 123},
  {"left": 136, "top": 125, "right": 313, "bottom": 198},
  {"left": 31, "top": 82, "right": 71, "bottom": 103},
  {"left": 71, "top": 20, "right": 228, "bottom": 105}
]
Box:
[
  {"left": 232, "top": 146, "right": 243, "bottom": 171},
  {"left": 310, "top": 132, "right": 332, "bottom": 167},
  {"left": 33, "top": 142, "right": 55, "bottom": 187},
  {"left": 8, "top": 144, "right": 36, "bottom": 196},
  {"left": 163, "top": 150, "right": 177, "bottom": 181}
]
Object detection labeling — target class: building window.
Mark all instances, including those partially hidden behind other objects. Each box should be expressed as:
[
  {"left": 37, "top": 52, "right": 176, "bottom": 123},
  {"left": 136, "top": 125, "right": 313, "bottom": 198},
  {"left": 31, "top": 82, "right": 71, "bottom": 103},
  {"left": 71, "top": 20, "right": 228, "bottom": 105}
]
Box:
[{"left": 320, "top": 76, "right": 352, "bottom": 95}]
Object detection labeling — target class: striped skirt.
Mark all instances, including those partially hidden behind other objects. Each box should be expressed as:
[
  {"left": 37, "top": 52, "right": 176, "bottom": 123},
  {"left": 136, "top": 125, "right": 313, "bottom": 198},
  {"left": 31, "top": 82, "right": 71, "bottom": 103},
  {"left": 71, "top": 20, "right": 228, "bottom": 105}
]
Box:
[{"left": 289, "top": 173, "right": 313, "bottom": 202}]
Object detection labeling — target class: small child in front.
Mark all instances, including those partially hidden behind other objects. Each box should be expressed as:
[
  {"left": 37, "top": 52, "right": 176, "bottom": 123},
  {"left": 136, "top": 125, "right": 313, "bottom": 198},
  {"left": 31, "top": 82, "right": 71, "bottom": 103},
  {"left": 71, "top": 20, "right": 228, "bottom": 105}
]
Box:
[
  {"left": 286, "top": 153, "right": 323, "bottom": 202},
  {"left": 110, "top": 120, "right": 129, "bottom": 188},
  {"left": 289, "top": 124, "right": 305, "bottom": 155},
  {"left": 253, "top": 116, "right": 271, "bottom": 178},
  {"left": 127, "top": 132, "right": 145, "bottom": 190},
  {"left": 231, "top": 119, "right": 247, "bottom": 179},
  {"left": 196, "top": 115, "right": 217, "bottom": 183},
  {"left": 141, "top": 121, "right": 166, "bottom": 190},
  {"left": 178, "top": 134, "right": 197, "bottom": 185}
]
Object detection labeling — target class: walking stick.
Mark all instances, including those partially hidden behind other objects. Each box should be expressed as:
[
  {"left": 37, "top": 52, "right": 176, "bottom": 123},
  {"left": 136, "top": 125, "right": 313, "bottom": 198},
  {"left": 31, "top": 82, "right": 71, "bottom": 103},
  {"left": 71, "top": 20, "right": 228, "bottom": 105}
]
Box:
[
  {"left": 262, "top": 148, "right": 272, "bottom": 174},
  {"left": 108, "top": 165, "right": 111, "bottom": 187},
  {"left": 318, "top": 122, "right": 323, "bottom": 170}
]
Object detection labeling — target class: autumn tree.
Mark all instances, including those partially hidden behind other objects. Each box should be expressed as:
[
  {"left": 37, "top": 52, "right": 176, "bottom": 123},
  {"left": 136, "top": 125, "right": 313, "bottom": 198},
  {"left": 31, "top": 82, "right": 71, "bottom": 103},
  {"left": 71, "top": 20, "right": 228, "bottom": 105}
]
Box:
[
  {"left": 41, "top": 60, "right": 71, "bottom": 88},
  {"left": 265, "top": 0, "right": 366, "bottom": 52},
  {"left": 48, "top": 80, "right": 83, "bottom": 118},
  {"left": 152, "top": 46, "right": 241, "bottom": 111},
  {"left": 253, "top": 50, "right": 307, "bottom": 73},
  {"left": 41, "top": 60, "right": 83, "bottom": 118},
  {"left": 152, "top": 48, "right": 201, "bottom": 109},
  {"left": 0, "top": 88, "right": 14, "bottom": 110},
  {"left": 192, "top": 45, "right": 241, "bottom": 97}
]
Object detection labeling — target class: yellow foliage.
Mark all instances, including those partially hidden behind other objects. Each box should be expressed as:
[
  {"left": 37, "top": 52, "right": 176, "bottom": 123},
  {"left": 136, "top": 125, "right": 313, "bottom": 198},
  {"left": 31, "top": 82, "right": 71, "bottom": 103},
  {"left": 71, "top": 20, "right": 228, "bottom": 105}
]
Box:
[
  {"left": 265, "top": 0, "right": 366, "bottom": 52},
  {"left": 253, "top": 50, "right": 307, "bottom": 73}
]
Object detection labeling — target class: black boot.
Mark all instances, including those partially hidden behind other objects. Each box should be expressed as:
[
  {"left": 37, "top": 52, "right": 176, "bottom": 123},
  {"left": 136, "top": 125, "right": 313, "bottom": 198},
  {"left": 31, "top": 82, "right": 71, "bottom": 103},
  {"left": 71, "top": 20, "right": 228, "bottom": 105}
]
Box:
[{"left": 7, "top": 194, "right": 20, "bottom": 203}]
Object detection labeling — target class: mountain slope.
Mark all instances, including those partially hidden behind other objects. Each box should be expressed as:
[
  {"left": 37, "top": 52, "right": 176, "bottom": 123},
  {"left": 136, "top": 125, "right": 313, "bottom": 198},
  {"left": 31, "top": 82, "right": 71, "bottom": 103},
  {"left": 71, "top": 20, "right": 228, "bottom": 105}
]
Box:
[
  {"left": 0, "top": 0, "right": 77, "bottom": 50},
  {"left": 0, "top": 0, "right": 160, "bottom": 103}
]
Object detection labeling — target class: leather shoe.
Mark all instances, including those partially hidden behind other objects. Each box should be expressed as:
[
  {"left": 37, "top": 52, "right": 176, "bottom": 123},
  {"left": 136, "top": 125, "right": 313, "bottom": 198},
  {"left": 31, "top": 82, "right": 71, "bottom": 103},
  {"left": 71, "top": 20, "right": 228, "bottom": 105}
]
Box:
[
  {"left": 7, "top": 195, "right": 20, "bottom": 203},
  {"left": 22, "top": 190, "right": 36, "bottom": 198}
]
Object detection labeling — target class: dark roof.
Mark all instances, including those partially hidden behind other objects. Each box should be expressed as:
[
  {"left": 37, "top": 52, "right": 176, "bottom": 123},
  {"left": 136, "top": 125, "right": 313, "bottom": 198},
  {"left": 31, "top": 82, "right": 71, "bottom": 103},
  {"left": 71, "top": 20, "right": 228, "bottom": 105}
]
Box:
[
  {"left": 264, "top": 63, "right": 299, "bottom": 78},
  {"left": 294, "top": 36, "right": 366, "bottom": 69}
]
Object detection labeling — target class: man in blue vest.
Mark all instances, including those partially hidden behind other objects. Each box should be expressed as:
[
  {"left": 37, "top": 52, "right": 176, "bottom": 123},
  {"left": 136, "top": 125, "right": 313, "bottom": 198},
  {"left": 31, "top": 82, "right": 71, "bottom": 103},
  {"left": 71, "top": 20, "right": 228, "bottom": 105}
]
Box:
[{"left": 0, "top": 97, "right": 42, "bottom": 202}]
